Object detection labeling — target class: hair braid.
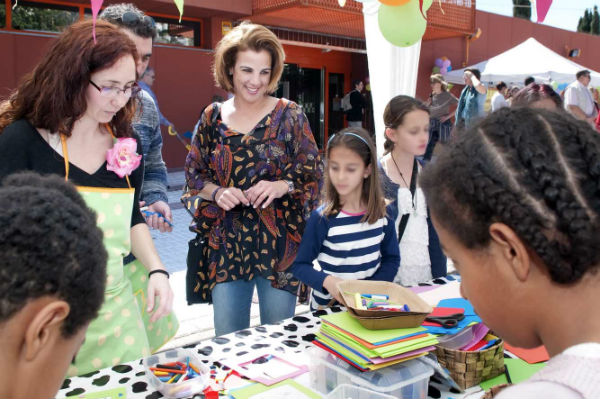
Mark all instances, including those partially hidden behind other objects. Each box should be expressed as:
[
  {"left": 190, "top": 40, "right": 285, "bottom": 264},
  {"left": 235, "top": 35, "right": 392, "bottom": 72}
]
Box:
[{"left": 421, "top": 107, "right": 600, "bottom": 284}]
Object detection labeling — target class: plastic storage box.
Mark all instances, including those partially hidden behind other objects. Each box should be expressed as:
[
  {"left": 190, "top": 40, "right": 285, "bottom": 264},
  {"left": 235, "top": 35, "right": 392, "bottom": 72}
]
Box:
[
  {"left": 326, "top": 384, "right": 396, "bottom": 399},
  {"left": 142, "top": 348, "right": 209, "bottom": 399},
  {"left": 309, "top": 348, "right": 434, "bottom": 399}
]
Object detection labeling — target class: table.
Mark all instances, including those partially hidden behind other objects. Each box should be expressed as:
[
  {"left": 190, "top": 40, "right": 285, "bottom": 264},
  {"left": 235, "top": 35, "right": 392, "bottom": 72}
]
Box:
[{"left": 58, "top": 276, "right": 484, "bottom": 399}]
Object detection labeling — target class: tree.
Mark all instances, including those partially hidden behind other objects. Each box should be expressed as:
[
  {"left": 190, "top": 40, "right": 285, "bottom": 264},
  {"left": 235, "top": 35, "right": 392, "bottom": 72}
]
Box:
[
  {"left": 579, "top": 9, "right": 592, "bottom": 33},
  {"left": 592, "top": 5, "right": 600, "bottom": 35},
  {"left": 11, "top": 5, "right": 77, "bottom": 32},
  {"left": 513, "top": 0, "right": 532, "bottom": 21}
]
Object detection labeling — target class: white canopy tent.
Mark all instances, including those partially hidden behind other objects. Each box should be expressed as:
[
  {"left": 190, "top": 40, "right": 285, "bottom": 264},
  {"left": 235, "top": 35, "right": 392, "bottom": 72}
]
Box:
[{"left": 445, "top": 37, "right": 600, "bottom": 87}]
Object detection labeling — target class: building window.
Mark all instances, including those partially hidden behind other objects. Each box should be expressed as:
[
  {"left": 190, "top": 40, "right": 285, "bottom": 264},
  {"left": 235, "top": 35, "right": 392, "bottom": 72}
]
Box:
[
  {"left": 154, "top": 17, "right": 200, "bottom": 47},
  {"left": 0, "top": 1, "right": 5, "bottom": 29},
  {"left": 11, "top": 1, "right": 78, "bottom": 33}
]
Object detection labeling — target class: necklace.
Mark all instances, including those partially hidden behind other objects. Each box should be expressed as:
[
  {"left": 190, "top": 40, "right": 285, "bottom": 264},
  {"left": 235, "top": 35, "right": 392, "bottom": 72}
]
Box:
[{"left": 390, "top": 153, "right": 416, "bottom": 213}]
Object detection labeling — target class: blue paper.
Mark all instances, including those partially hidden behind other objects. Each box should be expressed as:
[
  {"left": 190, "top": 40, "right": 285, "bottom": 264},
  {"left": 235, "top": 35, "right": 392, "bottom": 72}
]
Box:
[{"left": 423, "top": 298, "right": 481, "bottom": 335}]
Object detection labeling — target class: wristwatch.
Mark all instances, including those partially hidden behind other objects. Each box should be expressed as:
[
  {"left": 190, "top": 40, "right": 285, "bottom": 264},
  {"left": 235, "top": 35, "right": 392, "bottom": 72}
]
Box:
[{"left": 283, "top": 180, "right": 294, "bottom": 193}]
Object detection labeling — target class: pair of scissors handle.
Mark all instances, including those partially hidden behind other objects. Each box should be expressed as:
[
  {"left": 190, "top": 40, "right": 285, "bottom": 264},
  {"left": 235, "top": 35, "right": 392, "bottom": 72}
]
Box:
[{"left": 425, "top": 313, "right": 465, "bottom": 328}]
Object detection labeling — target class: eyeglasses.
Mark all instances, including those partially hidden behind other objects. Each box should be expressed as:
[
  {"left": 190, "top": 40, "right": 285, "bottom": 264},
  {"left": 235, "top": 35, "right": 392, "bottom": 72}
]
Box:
[
  {"left": 121, "top": 11, "right": 156, "bottom": 29},
  {"left": 89, "top": 80, "right": 141, "bottom": 99}
]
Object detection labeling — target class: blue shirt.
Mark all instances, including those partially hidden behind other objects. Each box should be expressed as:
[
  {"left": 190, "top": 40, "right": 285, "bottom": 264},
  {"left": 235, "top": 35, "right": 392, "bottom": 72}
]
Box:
[{"left": 290, "top": 205, "right": 400, "bottom": 308}]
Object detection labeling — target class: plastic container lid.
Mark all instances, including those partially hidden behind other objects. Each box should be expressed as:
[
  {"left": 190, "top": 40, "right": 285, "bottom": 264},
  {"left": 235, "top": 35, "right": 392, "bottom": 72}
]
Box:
[
  {"left": 326, "top": 384, "right": 396, "bottom": 399},
  {"left": 312, "top": 348, "right": 434, "bottom": 393}
]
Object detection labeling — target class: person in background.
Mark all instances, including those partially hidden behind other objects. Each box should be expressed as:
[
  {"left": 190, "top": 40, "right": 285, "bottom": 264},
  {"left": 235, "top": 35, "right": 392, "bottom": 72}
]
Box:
[
  {"left": 0, "top": 172, "right": 107, "bottom": 399},
  {"left": 0, "top": 20, "right": 174, "bottom": 376},
  {"left": 491, "top": 81, "right": 509, "bottom": 112},
  {"left": 347, "top": 79, "right": 366, "bottom": 128},
  {"left": 511, "top": 83, "right": 563, "bottom": 110},
  {"left": 424, "top": 74, "right": 457, "bottom": 160},
  {"left": 421, "top": 107, "right": 600, "bottom": 398},
  {"left": 455, "top": 68, "right": 487, "bottom": 128},
  {"left": 379, "top": 95, "right": 446, "bottom": 286},
  {"left": 185, "top": 22, "right": 322, "bottom": 336},
  {"left": 524, "top": 76, "right": 535, "bottom": 86},
  {"left": 139, "top": 66, "right": 174, "bottom": 131},
  {"left": 291, "top": 128, "right": 399, "bottom": 309},
  {"left": 100, "top": 3, "right": 172, "bottom": 232},
  {"left": 564, "top": 69, "right": 597, "bottom": 126}
]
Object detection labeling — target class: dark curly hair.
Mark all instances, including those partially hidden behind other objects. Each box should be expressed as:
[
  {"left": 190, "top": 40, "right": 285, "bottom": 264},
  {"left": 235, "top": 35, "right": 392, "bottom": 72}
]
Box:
[
  {"left": 0, "top": 172, "right": 107, "bottom": 336},
  {"left": 511, "top": 83, "right": 563, "bottom": 109},
  {"left": 420, "top": 107, "right": 600, "bottom": 284}
]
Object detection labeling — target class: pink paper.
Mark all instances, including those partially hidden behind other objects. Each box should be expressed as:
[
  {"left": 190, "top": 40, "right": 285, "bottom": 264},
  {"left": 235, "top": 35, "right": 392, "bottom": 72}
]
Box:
[
  {"left": 536, "top": 0, "right": 553, "bottom": 23},
  {"left": 460, "top": 323, "right": 490, "bottom": 351},
  {"left": 369, "top": 346, "right": 436, "bottom": 364},
  {"left": 91, "top": 0, "right": 104, "bottom": 43}
]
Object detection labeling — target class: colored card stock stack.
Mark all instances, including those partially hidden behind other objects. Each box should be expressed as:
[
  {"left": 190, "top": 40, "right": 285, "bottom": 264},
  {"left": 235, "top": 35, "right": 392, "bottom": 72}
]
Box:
[{"left": 313, "top": 311, "right": 438, "bottom": 371}]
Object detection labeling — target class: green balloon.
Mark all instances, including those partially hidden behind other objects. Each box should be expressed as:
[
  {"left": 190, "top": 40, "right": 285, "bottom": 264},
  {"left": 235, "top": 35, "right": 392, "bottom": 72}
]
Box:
[
  {"left": 423, "top": 0, "right": 433, "bottom": 11},
  {"left": 432, "top": 66, "right": 441, "bottom": 73},
  {"left": 378, "top": 3, "right": 427, "bottom": 47}
]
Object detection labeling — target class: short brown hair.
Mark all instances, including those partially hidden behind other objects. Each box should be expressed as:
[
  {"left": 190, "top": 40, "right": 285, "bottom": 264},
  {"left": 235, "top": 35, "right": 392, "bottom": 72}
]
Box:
[
  {"left": 323, "top": 128, "right": 386, "bottom": 224},
  {"left": 0, "top": 19, "right": 138, "bottom": 137},
  {"left": 213, "top": 22, "right": 285, "bottom": 94},
  {"left": 430, "top": 74, "right": 448, "bottom": 91}
]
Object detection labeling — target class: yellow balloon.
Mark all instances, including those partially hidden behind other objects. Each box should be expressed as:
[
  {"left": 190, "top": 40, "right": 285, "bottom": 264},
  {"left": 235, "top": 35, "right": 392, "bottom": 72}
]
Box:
[{"left": 378, "top": 2, "right": 427, "bottom": 47}]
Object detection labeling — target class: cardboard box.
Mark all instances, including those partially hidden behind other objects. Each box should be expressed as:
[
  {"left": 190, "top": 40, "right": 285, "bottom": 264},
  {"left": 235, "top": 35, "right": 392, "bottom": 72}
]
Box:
[{"left": 337, "top": 280, "right": 432, "bottom": 330}]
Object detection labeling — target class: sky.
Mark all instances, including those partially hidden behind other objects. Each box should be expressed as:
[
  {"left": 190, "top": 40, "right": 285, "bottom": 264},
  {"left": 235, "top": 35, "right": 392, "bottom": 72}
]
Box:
[{"left": 476, "top": 0, "right": 599, "bottom": 32}]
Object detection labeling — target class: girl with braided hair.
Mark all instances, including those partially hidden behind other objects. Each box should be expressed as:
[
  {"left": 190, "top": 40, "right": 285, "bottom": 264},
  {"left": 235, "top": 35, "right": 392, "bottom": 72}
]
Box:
[{"left": 420, "top": 107, "right": 600, "bottom": 398}]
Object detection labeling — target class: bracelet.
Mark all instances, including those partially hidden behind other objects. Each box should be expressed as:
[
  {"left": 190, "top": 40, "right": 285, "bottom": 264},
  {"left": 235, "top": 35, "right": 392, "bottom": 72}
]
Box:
[
  {"left": 211, "top": 186, "right": 222, "bottom": 202},
  {"left": 148, "top": 269, "right": 170, "bottom": 279}
]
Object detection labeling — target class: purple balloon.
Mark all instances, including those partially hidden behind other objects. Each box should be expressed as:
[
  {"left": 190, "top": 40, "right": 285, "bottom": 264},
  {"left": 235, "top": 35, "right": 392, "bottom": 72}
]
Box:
[
  {"left": 435, "top": 58, "right": 444, "bottom": 68},
  {"left": 442, "top": 59, "right": 451, "bottom": 68},
  {"left": 440, "top": 67, "right": 448, "bottom": 75}
]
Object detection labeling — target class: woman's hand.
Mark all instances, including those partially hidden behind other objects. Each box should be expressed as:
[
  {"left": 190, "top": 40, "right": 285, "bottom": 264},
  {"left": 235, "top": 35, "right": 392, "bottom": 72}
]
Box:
[
  {"left": 215, "top": 187, "right": 250, "bottom": 210},
  {"left": 244, "top": 180, "right": 288, "bottom": 209},
  {"left": 323, "top": 275, "right": 345, "bottom": 304},
  {"left": 146, "top": 272, "right": 174, "bottom": 322}
]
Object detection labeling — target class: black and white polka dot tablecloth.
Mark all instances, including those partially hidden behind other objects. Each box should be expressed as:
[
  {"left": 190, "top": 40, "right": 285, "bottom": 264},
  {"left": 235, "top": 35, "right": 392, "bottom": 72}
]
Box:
[{"left": 57, "top": 276, "right": 481, "bottom": 399}]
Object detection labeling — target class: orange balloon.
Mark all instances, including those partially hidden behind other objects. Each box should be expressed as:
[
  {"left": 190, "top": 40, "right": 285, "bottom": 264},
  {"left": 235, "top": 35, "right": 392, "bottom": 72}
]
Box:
[{"left": 378, "top": 0, "right": 411, "bottom": 6}]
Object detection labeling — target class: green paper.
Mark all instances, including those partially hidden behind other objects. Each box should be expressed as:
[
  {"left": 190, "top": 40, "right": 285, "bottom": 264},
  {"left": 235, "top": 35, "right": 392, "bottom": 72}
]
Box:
[
  {"left": 320, "top": 312, "right": 426, "bottom": 344},
  {"left": 229, "top": 379, "right": 321, "bottom": 399},
  {"left": 59, "top": 386, "right": 126, "bottom": 399},
  {"left": 479, "top": 358, "right": 546, "bottom": 390},
  {"left": 321, "top": 324, "right": 437, "bottom": 358}
]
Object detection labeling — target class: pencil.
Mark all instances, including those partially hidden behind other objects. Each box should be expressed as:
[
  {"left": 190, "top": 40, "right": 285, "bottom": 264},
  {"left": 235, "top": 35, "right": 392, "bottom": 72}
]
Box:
[{"left": 504, "top": 366, "right": 512, "bottom": 384}]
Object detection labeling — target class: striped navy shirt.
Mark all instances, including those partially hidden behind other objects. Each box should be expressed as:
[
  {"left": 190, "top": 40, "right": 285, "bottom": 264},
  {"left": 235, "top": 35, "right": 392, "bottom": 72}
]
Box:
[{"left": 290, "top": 205, "right": 400, "bottom": 308}]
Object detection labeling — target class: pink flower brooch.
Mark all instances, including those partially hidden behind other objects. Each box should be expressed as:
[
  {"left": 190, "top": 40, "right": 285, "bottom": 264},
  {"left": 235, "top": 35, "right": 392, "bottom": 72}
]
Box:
[{"left": 106, "top": 138, "right": 142, "bottom": 178}]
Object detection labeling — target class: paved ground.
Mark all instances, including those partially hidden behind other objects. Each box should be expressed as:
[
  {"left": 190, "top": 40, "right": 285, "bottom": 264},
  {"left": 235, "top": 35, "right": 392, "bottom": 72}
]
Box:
[{"left": 153, "top": 171, "right": 309, "bottom": 350}]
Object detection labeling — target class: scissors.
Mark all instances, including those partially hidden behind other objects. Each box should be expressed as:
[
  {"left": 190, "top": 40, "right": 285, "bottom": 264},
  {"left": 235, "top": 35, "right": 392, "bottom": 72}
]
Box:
[{"left": 425, "top": 312, "right": 465, "bottom": 328}]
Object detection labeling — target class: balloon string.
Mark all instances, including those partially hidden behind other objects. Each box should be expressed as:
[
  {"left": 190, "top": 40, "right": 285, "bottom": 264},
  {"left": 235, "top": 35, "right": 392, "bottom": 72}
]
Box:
[{"left": 437, "top": 0, "right": 445, "bottom": 15}]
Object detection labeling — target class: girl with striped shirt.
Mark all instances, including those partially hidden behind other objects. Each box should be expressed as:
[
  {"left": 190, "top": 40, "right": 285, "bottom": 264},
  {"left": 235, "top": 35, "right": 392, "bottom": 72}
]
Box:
[{"left": 291, "top": 128, "right": 400, "bottom": 309}]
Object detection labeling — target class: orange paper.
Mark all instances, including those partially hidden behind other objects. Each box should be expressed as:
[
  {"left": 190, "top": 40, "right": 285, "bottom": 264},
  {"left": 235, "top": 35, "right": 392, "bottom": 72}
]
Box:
[{"left": 504, "top": 343, "right": 549, "bottom": 364}]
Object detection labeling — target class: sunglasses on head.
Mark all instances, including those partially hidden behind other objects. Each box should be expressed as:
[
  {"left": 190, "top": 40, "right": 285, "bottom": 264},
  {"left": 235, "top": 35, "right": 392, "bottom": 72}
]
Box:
[{"left": 121, "top": 11, "right": 155, "bottom": 29}]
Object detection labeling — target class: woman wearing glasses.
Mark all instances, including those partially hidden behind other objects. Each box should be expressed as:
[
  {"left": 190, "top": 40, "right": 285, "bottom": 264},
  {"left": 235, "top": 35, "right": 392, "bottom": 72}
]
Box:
[
  {"left": 0, "top": 20, "right": 174, "bottom": 376},
  {"left": 185, "top": 22, "right": 323, "bottom": 336}
]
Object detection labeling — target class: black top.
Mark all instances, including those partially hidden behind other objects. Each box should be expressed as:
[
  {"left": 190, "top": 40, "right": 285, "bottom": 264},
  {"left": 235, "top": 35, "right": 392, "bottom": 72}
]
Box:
[
  {"left": 347, "top": 90, "right": 366, "bottom": 122},
  {"left": 0, "top": 119, "right": 145, "bottom": 226}
]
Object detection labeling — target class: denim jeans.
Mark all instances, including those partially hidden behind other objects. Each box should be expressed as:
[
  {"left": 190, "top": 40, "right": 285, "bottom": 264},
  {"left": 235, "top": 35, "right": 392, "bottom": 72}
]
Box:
[{"left": 212, "top": 277, "right": 297, "bottom": 336}]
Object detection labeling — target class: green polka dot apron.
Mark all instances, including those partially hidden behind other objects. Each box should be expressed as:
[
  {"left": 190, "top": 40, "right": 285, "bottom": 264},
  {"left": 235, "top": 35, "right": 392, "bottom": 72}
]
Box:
[{"left": 59, "top": 131, "right": 177, "bottom": 377}]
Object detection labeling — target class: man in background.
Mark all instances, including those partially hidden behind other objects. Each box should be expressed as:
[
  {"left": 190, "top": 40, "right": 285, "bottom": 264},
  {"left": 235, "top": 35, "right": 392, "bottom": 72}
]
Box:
[
  {"left": 346, "top": 79, "right": 366, "bottom": 128},
  {"left": 139, "top": 66, "right": 175, "bottom": 131},
  {"left": 564, "top": 69, "right": 598, "bottom": 127}
]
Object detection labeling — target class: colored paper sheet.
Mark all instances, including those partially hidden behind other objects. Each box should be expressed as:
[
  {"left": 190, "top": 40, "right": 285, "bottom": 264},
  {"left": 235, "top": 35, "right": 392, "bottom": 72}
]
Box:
[
  {"left": 421, "top": 307, "right": 464, "bottom": 327},
  {"left": 417, "top": 281, "right": 462, "bottom": 306},
  {"left": 504, "top": 343, "right": 550, "bottom": 364},
  {"left": 313, "top": 340, "right": 367, "bottom": 371},
  {"left": 422, "top": 298, "right": 481, "bottom": 335},
  {"left": 320, "top": 324, "right": 438, "bottom": 358},
  {"left": 229, "top": 379, "right": 321, "bottom": 399},
  {"left": 320, "top": 311, "right": 427, "bottom": 345},
  {"left": 479, "top": 358, "right": 546, "bottom": 390},
  {"left": 321, "top": 319, "right": 428, "bottom": 349},
  {"left": 90, "top": 0, "right": 104, "bottom": 43},
  {"left": 315, "top": 336, "right": 427, "bottom": 370}
]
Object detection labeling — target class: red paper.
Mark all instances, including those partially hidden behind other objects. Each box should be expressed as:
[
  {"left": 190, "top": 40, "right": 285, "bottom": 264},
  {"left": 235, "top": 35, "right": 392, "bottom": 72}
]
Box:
[
  {"left": 421, "top": 307, "right": 464, "bottom": 327},
  {"left": 466, "top": 339, "right": 487, "bottom": 351},
  {"left": 504, "top": 343, "right": 550, "bottom": 364}
]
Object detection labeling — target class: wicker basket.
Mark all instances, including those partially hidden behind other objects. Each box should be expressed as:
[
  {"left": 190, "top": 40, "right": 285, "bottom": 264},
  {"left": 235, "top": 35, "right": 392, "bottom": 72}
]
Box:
[{"left": 434, "top": 340, "right": 505, "bottom": 389}]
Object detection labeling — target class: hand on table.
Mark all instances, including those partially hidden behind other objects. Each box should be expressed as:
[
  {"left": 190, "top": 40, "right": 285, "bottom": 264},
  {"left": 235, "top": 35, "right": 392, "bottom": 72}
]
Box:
[{"left": 323, "top": 275, "right": 345, "bottom": 304}]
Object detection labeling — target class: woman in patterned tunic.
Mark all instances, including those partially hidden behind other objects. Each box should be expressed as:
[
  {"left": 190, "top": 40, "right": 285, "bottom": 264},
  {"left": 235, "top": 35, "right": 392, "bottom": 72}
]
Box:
[{"left": 185, "top": 22, "right": 323, "bottom": 336}]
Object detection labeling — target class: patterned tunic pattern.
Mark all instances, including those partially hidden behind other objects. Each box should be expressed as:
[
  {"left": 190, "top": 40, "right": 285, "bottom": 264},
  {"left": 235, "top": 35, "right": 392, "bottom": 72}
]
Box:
[{"left": 185, "top": 98, "right": 323, "bottom": 303}]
